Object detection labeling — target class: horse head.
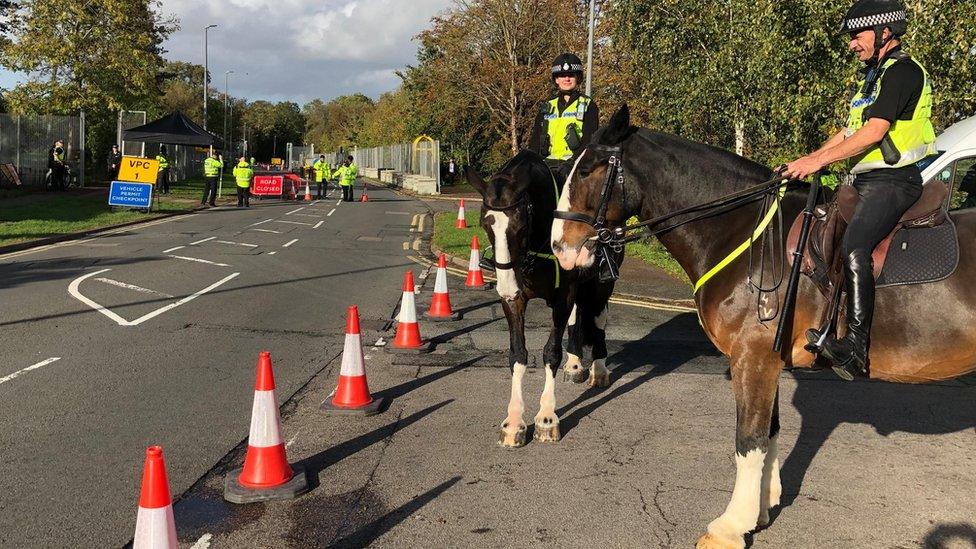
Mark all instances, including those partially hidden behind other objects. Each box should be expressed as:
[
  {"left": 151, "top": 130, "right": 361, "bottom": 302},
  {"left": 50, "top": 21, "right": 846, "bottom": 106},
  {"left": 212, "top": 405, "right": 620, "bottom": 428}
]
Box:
[
  {"left": 552, "top": 104, "right": 638, "bottom": 271},
  {"left": 465, "top": 152, "right": 539, "bottom": 301}
]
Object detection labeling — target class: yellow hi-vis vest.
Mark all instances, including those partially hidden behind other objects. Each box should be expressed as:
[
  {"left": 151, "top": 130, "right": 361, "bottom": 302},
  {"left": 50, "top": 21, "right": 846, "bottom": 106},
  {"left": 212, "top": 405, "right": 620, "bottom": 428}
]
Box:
[
  {"left": 846, "top": 53, "right": 936, "bottom": 175},
  {"left": 341, "top": 163, "right": 357, "bottom": 186},
  {"left": 313, "top": 159, "right": 329, "bottom": 182},
  {"left": 233, "top": 161, "right": 252, "bottom": 188},
  {"left": 545, "top": 95, "right": 590, "bottom": 160},
  {"left": 204, "top": 157, "right": 221, "bottom": 177},
  {"left": 156, "top": 154, "right": 169, "bottom": 169}
]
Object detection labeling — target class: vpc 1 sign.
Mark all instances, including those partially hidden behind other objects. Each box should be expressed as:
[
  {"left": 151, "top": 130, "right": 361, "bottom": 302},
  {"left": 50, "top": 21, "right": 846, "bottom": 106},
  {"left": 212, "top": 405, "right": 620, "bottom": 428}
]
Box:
[{"left": 109, "top": 181, "right": 153, "bottom": 208}]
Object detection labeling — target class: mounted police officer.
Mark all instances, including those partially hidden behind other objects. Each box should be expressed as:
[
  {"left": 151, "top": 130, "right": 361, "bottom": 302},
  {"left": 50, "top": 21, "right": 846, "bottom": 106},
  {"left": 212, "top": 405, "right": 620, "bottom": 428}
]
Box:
[
  {"left": 784, "top": 0, "right": 936, "bottom": 381},
  {"left": 528, "top": 53, "right": 600, "bottom": 178}
]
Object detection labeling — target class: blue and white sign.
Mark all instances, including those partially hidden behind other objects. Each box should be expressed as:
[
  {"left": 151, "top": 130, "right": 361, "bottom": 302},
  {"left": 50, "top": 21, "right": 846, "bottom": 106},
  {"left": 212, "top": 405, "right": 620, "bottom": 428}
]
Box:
[{"left": 109, "top": 181, "right": 153, "bottom": 208}]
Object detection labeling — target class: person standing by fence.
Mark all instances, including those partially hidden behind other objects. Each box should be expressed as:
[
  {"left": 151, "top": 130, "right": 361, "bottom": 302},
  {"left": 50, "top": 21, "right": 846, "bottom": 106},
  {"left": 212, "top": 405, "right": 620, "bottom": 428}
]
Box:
[
  {"left": 340, "top": 155, "right": 358, "bottom": 202},
  {"left": 155, "top": 145, "right": 170, "bottom": 194},
  {"left": 107, "top": 145, "right": 122, "bottom": 181},
  {"left": 202, "top": 150, "right": 222, "bottom": 207},
  {"left": 47, "top": 140, "right": 67, "bottom": 191},
  {"left": 233, "top": 156, "right": 253, "bottom": 208}
]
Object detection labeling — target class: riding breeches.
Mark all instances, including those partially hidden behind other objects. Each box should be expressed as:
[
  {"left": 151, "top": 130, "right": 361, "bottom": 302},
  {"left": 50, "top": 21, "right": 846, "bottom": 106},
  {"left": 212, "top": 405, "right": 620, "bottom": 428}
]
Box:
[{"left": 841, "top": 166, "right": 923, "bottom": 259}]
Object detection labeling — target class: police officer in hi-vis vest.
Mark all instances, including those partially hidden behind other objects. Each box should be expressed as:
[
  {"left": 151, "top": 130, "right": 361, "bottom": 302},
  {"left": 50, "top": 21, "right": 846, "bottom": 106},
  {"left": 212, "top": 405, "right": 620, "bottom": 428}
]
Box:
[
  {"left": 155, "top": 145, "right": 170, "bottom": 194},
  {"left": 784, "top": 0, "right": 936, "bottom": 381},
  {"left": 201, "top": 150, "right": 222, "bottom": 207},
  {"left": 528, "top": 53, "right": 600, "bottom": 178}
]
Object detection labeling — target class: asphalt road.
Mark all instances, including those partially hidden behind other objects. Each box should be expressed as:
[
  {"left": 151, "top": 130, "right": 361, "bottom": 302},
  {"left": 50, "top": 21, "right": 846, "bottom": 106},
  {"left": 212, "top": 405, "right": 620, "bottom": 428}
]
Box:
[
  {"left": 2, "top": 182, "right": 975, "bottom": 548},
  {"left": 0, "top": 183, "right": 427, "bottom": 547}
]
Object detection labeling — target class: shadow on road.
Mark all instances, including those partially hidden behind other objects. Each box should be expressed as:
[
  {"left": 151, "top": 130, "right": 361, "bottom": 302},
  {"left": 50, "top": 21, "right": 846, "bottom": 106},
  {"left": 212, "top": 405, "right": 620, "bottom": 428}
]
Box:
[{"left": 327, "top": 476, "right": 462, "bottom": 548}]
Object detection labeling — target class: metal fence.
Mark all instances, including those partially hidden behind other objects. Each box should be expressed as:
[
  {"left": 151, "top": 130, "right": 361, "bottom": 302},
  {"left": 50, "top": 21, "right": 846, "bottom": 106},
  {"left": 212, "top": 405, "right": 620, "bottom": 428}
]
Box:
[
  {"left": 0, "top": 113, "right": 86, "bottom": 187},
  {"left": 351, "top": 139, "right": 442, "bottom": 191},
  {"left": 286, "top": 143, "right": 317, "bottom": 170},
  {"left": 118, "top": 111, "right": 147, "bottom": 157}
]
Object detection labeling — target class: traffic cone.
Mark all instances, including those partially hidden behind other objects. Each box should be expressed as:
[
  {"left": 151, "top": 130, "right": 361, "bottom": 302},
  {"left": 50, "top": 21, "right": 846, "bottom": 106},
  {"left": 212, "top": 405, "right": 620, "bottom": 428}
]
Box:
[
  {"left": 360, "top": 185, "right": 369, "bottom": 202},
  {"left": 388, "top": 270, "right": 433, "bottom": 353},
  {"left": 224, "top": 352, "right": 310, "bottom": 504},
  {"left": 303, "top": 181, "right": 312, "bottom": 201},
  {"left": 455, "top": 199, "right": 467, "bottom": 229},
  {"left": 425, "top": 254, "right": 461, "bottom": 321},
  {"left": 465, "top": 235, "right": 491, "bottom": 290},
  {"left": 322, "top": 305, "right": 384, "bottom": 416},
  {"left": 132, "top": 446, "right": 178, "bottom": 549}
]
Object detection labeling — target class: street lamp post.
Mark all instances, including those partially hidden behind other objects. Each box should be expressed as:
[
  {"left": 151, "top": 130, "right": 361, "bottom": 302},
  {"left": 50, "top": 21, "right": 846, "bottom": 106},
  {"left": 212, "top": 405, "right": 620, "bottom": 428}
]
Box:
[
  {"left": 585, "top": 0, "right": 595, "bottom": 96},
  {"left": 224, "top": 70, "right": 234, "bottom": 156},
  {"left": 203, "top": 24, "right": 217, "bottom": 130}
]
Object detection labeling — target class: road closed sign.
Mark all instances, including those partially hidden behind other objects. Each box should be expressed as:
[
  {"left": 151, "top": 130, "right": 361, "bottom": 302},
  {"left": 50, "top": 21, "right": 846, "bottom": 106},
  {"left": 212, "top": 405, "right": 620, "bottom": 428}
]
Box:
[
  {"left": 118, "top": 156, "right": 160, "bottom": 184},
  {"left": 252, "top": 175, "right": 283, "bottom": 196}
]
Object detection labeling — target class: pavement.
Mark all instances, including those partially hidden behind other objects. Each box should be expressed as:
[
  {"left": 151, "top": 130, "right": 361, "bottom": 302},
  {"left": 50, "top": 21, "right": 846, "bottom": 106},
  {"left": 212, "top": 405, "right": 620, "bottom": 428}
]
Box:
[{"left": 1, "top": 181, "right": 974, "bottom": 548}]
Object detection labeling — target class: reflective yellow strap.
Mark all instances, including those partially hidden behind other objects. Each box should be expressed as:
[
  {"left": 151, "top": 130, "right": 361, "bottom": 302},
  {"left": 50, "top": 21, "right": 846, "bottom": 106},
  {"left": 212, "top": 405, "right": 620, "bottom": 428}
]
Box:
[
  {"left": 527, "top": 250, "right": 560, "bottom": 289},
  {"left": 692, "top": 184, "right": 787, "bottom": 294}
]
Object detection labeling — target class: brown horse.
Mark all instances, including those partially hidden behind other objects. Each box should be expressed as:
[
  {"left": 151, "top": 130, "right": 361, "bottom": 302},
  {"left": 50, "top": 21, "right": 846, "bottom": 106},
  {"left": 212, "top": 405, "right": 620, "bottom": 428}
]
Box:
[{"left": 550, "top": 105, "right": 976, "bottom": 548}]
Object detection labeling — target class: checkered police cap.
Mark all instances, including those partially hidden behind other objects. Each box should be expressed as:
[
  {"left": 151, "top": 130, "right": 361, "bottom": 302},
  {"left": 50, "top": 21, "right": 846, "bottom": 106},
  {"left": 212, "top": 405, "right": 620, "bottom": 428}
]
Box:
[
  {"left": 552, "top": 62, "right": 583, "bottom": 74},
  {"left": 842, "top": 10, "right": 907, "bottom": 33}
]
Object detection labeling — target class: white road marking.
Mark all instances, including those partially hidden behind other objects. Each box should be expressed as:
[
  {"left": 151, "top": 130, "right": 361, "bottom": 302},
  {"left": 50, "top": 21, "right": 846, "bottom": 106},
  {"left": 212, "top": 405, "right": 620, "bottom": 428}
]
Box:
[
  {"left": 285, "top": 432, "right": 299, "bottom": 448},
  {"left": 215, "top": 240, "right": 259, "bottom": 248},
  {"left": 250, "top": 228, "right": 281, "bottom": 234},
  {"left": 327, "top": 209, "right": 336, "bottom": 217},
  {"left": 68, "top": 269, "right": 240, "bottom": 327},
  {"left": 313, "top": 220, "right": 324, "bottom": 229},
  {"left": 291, "top": 213, "right": 322, "bottom": 218},
  {"left": 169, "top": 255, "right": 231, "bottom": 267},
  {"left": 283, "top": 239, "right": 299, "bottom": 248},
  {"left": 249, "top": 219, "right": 273, "bottom": 226},
  {"left": 385, "top": 211, "right": 412, "bottom": 216},
  {"left": 272, "top": 220, "right": 314, "bottom": 226},
  {"left": 335, "top": 200, "right": 342, "bottom": 206},
  {"left": 162, "top": 246, "right": 185, "bottom": 253},
  {"left": 94, "top": 278, "right": 174, "bottom": 297},
  {"left": 0, "top": 358, "right": 62, "bottom": 386},
  {"left": 189, "top": 236, "right": 216, "bottom": 245},
  {"left": 190, "top": 533, "right": 213, "bottom": 549},
  {"left": 268, "top": 251, "right": 278, "bottom": 255},
  {"left": 285, "top": 207, "right": 306, "bottom": 215}
]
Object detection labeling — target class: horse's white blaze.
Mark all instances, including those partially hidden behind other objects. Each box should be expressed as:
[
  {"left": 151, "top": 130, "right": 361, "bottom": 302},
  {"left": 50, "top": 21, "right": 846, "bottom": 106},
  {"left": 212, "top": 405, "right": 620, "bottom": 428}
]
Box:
[
  {"left": 551, "top": 151, "right": 587, "bottom": 249},
  {"left": 707, "top": 448, "right": 766, "bottom": 542},
  {"left": 568, "top": 304, "right": 578, "bottom": 326},
  {"left": 594, "top": 306, "right": 608, "bottom": 331},
  {"left": 486, "top": 211, "right": 519, "bottom": 300}
]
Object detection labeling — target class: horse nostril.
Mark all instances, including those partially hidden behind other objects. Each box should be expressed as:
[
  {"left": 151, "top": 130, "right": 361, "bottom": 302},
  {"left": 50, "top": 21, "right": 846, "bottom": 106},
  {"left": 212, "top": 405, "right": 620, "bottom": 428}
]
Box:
[{"left": 551, "top": 241, "right": 562, "bottom": 253}]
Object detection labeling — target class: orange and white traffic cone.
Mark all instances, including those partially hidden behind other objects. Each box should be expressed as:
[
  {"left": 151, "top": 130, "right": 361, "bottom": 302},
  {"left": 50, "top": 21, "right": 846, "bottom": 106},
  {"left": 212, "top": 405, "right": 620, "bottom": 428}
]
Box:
[
  {"left": 322, "top": 305, "right": 384, "bottom": 415},
  {"left": 132, "top": 446, "right": 178, "bottom": 549},
  {"left": 425, "top": 254, "right": 461, "bottom": 321},
  {"left": 304, "top": 181, "right": 312, "bottom": 201},
  {"left": 388, "top": 270, "right": 432, "bottom": 353},
  {"left": 224, "top": 352, "right": 309, "bottom": 504},
  {"left": 455, "top": 199, "right": 467, "bottom": 229},
  {"left": 464, "top": 235, "right": 490, "bottom": 290},
  {"left": 360, "top": 185, "right": 369, "bottom": 202}
]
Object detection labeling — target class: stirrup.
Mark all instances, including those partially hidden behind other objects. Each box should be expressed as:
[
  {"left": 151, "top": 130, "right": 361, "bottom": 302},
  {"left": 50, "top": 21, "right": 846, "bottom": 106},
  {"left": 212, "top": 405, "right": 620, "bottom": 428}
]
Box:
[{"left": 804, "top": 328, "right": 829, "bottom": 353}]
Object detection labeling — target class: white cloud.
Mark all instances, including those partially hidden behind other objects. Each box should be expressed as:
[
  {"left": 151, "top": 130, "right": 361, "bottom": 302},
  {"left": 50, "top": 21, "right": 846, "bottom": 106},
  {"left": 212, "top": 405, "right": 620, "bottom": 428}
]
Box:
[{"left": 159, "top": 0, "right": 453, "bottom": 104}]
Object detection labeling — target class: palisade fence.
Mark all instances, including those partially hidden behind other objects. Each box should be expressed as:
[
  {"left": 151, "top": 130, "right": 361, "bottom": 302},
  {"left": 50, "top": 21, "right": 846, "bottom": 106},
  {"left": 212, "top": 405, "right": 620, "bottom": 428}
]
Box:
[
  {"left": 347, "top": 139, "right": 442, "bottom": 193},
  {"left": 0, "top": 113, "right": 85, "bottom": 187}
]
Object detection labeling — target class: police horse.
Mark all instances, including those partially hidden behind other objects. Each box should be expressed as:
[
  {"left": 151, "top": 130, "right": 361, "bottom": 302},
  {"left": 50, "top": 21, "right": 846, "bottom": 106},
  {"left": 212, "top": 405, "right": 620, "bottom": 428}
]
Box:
[
  {"left": 465, "top": 151, "right": 619, "bottom": 447},
  {"left": 551, "top": 105, "right": 976, "bottom": 548}
]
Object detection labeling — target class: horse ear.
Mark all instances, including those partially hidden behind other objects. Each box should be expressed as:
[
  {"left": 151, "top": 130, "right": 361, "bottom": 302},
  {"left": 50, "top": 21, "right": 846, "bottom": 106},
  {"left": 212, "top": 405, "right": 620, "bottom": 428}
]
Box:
[
  {"left": 464, "top": 167, "right": 487, "bottom": 196},
  {"left": 602, "top": 104, "right": 631, "bottom": 145}
]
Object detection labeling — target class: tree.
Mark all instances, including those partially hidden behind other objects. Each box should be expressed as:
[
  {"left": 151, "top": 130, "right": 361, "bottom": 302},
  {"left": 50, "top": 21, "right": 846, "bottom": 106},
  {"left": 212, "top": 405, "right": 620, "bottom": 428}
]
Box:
[
  {"left": 241, "top": 100, "right": 304, "bottom": 160},
  {"left": 358, "top": 90, "right": 412, "bottom": 147},
  {"left": 303, "top": 94, "right": 375, "bottom": 152},
  {"left": 1, "top": 0, "right": 176, "bottom": 165}
]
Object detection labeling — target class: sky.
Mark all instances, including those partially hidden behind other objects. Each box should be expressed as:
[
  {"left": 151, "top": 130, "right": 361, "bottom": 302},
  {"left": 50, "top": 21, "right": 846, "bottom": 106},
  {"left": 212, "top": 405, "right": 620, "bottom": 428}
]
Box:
[{"left": 0, "top": 0, "right": 454, "bottom": 106}]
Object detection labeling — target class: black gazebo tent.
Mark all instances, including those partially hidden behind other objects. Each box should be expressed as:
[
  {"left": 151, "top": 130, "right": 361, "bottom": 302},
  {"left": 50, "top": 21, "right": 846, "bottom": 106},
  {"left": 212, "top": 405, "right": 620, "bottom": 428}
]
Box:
[{"left": 122, "top": 111, "right": 223, "bottom": 148}]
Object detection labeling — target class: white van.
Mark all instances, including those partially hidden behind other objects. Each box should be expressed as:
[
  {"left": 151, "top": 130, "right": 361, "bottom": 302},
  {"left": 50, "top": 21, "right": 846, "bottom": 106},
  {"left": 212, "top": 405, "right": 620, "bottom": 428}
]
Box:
[{"left": 920, "top": 115, "right": 976, "bottom": 209}]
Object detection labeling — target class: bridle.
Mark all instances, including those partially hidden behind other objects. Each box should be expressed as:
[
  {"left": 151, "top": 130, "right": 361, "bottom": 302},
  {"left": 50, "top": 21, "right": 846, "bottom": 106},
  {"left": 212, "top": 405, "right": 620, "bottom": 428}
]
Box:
[
  {"left": 482, "top": 194, "right": 535, "bottom": 271},
  {"left": 552, "top": 143, "right": 796, "bottom": 282}
]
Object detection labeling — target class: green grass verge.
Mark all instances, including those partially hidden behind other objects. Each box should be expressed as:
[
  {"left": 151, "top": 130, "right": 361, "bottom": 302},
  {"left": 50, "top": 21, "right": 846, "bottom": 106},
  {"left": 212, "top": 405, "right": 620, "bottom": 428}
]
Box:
[
  {"left": 0, "top": 191, "right": 199, "bottom": 245},
  {"left": 433, "top": 210, "right": 488, "bottom": 258},
  {"left": 625, "top": 238, "right": 688, "bottom": 282}
]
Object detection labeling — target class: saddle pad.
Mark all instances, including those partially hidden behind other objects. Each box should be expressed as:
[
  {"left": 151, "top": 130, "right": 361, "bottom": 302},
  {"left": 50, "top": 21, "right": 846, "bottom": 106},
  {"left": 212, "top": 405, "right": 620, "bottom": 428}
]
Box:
[{"left": 876, "top": 217, "right": 959, "bottom": 288}]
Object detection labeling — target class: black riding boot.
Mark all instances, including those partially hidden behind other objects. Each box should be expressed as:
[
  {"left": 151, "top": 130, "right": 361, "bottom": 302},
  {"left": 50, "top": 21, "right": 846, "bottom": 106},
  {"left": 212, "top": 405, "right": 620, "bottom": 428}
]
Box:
[{"left": 821, "top": 249, "right": 874, "bottom": 380}]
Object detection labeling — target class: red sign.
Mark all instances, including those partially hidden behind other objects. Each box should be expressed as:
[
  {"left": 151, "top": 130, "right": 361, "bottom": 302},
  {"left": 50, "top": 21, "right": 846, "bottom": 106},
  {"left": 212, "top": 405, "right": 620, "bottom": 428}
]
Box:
[{"left": 252, "top": 175, "right": 283, "bottom": 196}]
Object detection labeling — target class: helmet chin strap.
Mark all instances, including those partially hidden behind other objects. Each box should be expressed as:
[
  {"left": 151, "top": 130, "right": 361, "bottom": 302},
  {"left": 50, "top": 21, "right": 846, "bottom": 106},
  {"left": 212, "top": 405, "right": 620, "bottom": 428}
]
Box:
[{"left": 868, "top": 25, "right": 892, "bottom": 65}]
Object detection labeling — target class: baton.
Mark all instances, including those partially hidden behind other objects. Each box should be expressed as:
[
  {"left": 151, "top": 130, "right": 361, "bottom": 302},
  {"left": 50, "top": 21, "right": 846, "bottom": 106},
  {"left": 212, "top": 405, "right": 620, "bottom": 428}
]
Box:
[{"left": 773, "top": 172, "right": 822, "bottom": 353}]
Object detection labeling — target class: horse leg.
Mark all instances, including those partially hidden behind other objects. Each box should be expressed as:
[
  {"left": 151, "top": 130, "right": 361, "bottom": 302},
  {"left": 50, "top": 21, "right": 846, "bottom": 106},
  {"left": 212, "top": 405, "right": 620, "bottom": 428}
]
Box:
[
  {"left": 563, "top": 305, "right": 588, "bottom": 383},
  {"left": 587, "top": 304, "right": 611, "bottom": 388},
  {"left": 535, "top": 299, "right": 572, "bottom": 442},
  {"left": 697, "top": 352, "right": 781, "bottom": 549},
  {"left": 757, "top": 389, "right": 781, "bottom": 528},
  {"left": 499, "top": 295, "right": 529, "bottom": 448}
]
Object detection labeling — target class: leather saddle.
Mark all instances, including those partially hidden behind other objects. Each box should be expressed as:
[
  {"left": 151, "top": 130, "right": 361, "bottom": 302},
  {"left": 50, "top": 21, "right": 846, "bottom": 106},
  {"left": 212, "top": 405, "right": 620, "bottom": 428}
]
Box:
[{"left": 786, "top": 182, "right": 948, "bottom": 296}]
